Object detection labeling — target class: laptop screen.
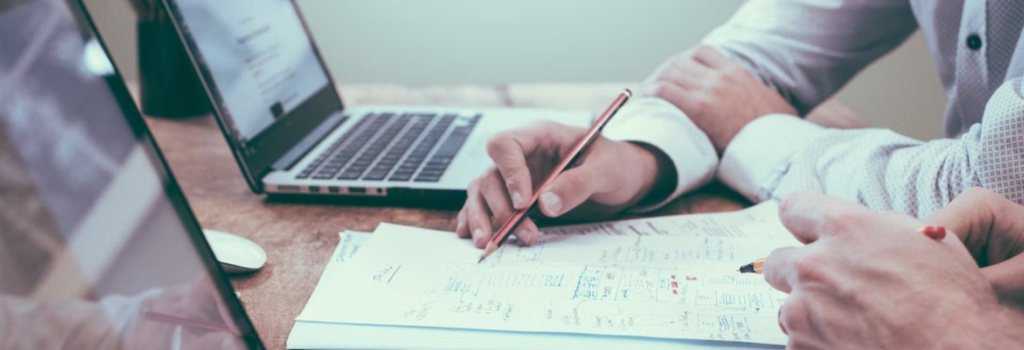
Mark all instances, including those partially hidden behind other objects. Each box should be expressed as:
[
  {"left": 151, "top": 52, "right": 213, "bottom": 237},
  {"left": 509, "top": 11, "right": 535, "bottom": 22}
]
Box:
[
  {"left": 164, "top": 0, "right": 344, "bottom": 192},
  {"left": 169, "top": 0, "right": 329, "bottom": 144},
  {"left": 0, "top": 0, "right": 261, "bottom": 348}
]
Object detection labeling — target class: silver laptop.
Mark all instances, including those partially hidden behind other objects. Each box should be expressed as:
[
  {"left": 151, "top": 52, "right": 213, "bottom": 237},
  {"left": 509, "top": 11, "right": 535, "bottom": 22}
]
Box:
[
  {"left": 1, "top": 0, "right": 262, "bottom": 347},
  {"left": 161, "top": 0, "right": 592, "bottom": 200}
]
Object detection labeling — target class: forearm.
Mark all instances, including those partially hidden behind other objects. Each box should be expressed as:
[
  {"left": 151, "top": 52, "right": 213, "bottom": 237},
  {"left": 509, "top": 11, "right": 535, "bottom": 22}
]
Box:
[
  {"left": 602, "top": 97, "right": 718, "bottom": 212},
  {"left": 702, "top": 0, "right": 917, "bottom": 115},
  {"left": 720, "top": 78, "right": 1024, "bottom": 218},
  {"left": 719, "top": 114, "right": 981, "bottom": 218}
]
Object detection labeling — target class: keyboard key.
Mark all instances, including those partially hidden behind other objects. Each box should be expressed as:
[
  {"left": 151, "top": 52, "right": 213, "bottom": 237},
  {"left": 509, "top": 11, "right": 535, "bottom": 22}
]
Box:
[
  {"left": 427, "top": 157, "right": 452, "bottom": 166},
  {"left": 433, "top": 126, "right": 477, "bottom": 158},
  {"left": 372, "top": 163, "right": 395, "bottom": 171},
  {"left": 338, "top": 171, "right": 363, "bottom": 180},
  {"left": 399, "top": 162, "right": 422, "bottom": 169},
  {"left": 363, "top": 171, "right": 389, "bottom": 180},
  {"left": 414, "top": 175, "right": 441, "bottom": 182}
]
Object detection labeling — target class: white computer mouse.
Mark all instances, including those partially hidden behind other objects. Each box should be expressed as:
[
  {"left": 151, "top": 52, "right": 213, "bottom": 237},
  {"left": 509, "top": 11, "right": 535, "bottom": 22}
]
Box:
[{"left": 202, "top": 229, "right": 267, "bottom": 273}]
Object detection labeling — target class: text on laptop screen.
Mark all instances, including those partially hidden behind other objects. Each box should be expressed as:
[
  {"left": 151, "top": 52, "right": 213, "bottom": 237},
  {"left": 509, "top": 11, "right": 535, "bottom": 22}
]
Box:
[
  {"left": 173, "top": 0, "right": 329, "bottom": 144},
  {"left": 0, "top": 0, "right": 255, "bottom": 347}
]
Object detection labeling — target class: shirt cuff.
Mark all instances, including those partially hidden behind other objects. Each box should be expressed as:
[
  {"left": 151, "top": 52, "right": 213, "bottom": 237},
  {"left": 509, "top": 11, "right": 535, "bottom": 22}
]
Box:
[
  {"left": 602, "top": 97, "right": 719, "bottom": 212},
  {"left": 718, "top": 114, "right": 825, "bottom": 202}
]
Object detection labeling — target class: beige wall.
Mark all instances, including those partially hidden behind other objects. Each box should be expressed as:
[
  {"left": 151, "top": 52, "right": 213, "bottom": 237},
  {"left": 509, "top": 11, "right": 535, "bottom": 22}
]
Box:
[{"left": 84, "top": 0, "right": 947, "bottom": 140}]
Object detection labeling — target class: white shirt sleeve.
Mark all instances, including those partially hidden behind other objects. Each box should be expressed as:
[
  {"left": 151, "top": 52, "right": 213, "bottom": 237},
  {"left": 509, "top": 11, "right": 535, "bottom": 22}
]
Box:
[
  {"left": 717, "top": 114, "right": 825, "bottom": 202},
  {"left": 602, "top": 98, "right": 718, "bottom": 212},
  {"left": 720, "top": 78, "right": 1024, "bottom": 218}
]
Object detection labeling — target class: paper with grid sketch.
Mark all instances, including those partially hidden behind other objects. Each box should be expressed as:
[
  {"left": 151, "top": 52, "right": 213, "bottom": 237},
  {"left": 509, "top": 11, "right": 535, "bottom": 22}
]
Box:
[{"left": 297, "top": 203, "right": 797, "bottom": 345}]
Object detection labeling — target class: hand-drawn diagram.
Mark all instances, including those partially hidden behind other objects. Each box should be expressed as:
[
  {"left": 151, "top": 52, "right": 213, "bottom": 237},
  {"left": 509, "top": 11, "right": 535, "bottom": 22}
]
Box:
[{"left": 300, "top": 203, "right": 795, "bottom": 346}]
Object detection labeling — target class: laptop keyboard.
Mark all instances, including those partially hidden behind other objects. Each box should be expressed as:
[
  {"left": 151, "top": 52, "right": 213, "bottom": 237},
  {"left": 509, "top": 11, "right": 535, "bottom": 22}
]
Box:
[{"left": 295, "top": 113, "right": 481, "bottom": 183}]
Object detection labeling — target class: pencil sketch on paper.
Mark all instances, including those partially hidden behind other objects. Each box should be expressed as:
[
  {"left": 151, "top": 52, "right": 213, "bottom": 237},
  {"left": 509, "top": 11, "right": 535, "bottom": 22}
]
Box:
[{"left": 298, "top": 203, "right": 796, "bottom": 346}]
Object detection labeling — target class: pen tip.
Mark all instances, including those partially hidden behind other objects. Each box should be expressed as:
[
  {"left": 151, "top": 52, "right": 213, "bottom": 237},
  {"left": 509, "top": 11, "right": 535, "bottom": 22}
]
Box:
[{"left": 477, "top": 256, "right": 485, "bottom": 264}]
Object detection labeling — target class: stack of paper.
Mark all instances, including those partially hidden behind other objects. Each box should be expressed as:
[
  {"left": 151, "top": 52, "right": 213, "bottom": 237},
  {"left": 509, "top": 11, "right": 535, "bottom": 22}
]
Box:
[{"left": 288, "top": 203, "right": 796, "bottom": 349}]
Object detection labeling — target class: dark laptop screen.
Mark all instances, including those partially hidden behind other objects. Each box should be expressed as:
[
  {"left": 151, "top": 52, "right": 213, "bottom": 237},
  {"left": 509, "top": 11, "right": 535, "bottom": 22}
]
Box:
[
  {"left": 0, "top": 0, "right": 261, "bottom": 348},
  {"left": 170, "top": 0, "right": 329, "bottom": 144},
  {"left": 164, "top": 0, "right": 344, "bottom": 192}
]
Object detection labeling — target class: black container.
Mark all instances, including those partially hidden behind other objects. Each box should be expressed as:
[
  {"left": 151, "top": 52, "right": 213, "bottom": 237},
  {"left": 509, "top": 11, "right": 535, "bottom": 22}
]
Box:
[{"left": 137, "top": 18, "right": 209, "bottom": 118}]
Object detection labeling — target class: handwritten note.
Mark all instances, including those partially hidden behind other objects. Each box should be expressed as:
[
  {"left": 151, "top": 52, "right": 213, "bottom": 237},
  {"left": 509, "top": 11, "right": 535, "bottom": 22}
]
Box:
[
  {"left": 333, "top": 230, "right": 370, "bottom": 263},
  {"left": 298, "top": 203, "right": 797, "bottom": 345},
  {"left": 296, "top": 230, "right": 371, "bottom": 322}
]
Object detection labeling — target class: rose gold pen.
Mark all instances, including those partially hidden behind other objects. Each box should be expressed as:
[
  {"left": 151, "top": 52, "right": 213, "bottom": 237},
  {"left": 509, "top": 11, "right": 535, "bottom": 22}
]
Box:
[
  {"left": 142, "top": 309, "right": 235, "bottom": 333},
  {"left": 478, "top": 89, "right": 632, "bottom": 263}
]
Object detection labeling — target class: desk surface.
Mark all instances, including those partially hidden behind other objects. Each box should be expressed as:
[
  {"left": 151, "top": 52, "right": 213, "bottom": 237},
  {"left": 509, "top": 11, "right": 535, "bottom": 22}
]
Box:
[{"left": 143, "top": 84, "right": 752, "bottom": 349}]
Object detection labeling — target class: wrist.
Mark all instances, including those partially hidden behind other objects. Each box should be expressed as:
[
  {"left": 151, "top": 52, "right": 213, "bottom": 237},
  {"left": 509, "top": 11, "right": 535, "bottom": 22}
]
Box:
[
  {"left": 943, "top": 301, "right": 1024, "bottom": 349},
  {"left": 625, "top": 141, "right": 676, "bottom": 208}
]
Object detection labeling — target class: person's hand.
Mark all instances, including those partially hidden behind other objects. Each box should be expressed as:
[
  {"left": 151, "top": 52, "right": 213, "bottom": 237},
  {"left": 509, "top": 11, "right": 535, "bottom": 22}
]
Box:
[
  {"left": 642, "top": 46, "right": 797, "bottom": 153},
  {"left": 926, "top": 187, "right": 1024, "bottom": 311},
  {"left": 128, "top": 275, "right": 246, "bottom": 350},
  {"left": 765, "top": 191, "right": 1024, "bottom": 349},
  {"left": 457, "top": 121, "right": 670, "bottom": 248}
]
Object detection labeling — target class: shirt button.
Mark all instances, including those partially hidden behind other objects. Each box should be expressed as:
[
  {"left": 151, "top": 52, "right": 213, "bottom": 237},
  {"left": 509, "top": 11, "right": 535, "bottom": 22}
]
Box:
[{"left": 967, "top": 34, "right": 983, "bottom": 51}]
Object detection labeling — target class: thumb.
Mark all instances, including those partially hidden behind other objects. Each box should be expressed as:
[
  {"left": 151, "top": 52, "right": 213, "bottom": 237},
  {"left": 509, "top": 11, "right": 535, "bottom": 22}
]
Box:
[
  {"left": 981, "top": 254, "right": 1024, "bottom": 309},
  {"left": 537, "top": 167, "right": 600, "bottom": 218},
  {"left": 925, "top": 188, "right": 1023, "bottom": 262},
  {"left": 924, "top": 188, "right": 992, "bottom": 246}
]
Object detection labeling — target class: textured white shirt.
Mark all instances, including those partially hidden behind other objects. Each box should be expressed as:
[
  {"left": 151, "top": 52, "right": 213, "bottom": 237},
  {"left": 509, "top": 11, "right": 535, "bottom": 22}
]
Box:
[{"left": 607, "top": 0, "right": 1024, "bottom": 218}]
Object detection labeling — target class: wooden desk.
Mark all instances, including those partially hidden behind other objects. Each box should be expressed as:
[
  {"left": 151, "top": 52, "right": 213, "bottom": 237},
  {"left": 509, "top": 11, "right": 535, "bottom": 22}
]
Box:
[{"left": 143, "top": 84, "right": 751, "bottom": 349}]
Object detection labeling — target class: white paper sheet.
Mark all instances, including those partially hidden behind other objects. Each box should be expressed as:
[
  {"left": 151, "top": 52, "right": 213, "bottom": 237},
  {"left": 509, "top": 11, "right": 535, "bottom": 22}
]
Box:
[
  {"left": 296, "top": 203, "right": 797, "bottom": 346},
  {"left": 287, "top": 230, "right": 780, "bottom": 350},
  {"left": 287, "top": 321, "right": 782, "bottom": 350}
]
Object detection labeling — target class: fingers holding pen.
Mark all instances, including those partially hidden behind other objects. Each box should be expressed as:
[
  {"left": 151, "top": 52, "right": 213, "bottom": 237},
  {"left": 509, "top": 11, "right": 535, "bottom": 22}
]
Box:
[
  {"left": 777, "top": 191, "right": 878, "bottom": 244},
  {"left": 456, "top": 206, "right": 470, "bottom": 239},
  {"left": 538, "top": 167, "right": 599, "bottom": 218},
  {"left": 479, "top": 169, "right": 540, "bottom": 245},
  {"left": 487, "top": 129, "right": 544, "bottom": 210},
  {"left": 465, "top": 178, "right": 494, "bottom": 248},
  {"left": 462, "top": 168, "right": 542, "bottom": 248}
]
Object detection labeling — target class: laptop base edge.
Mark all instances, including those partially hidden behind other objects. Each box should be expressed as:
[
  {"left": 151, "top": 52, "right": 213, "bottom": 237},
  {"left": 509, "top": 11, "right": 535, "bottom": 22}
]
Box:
[{"left": 264, "top": 188, "right": 467, "bottom": 210}]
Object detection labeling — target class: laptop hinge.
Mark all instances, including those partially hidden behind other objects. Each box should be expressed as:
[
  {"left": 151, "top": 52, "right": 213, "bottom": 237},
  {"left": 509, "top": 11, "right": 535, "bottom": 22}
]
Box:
[{"left": 271, "top": 111, "right": 348, "bottom": 171}]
